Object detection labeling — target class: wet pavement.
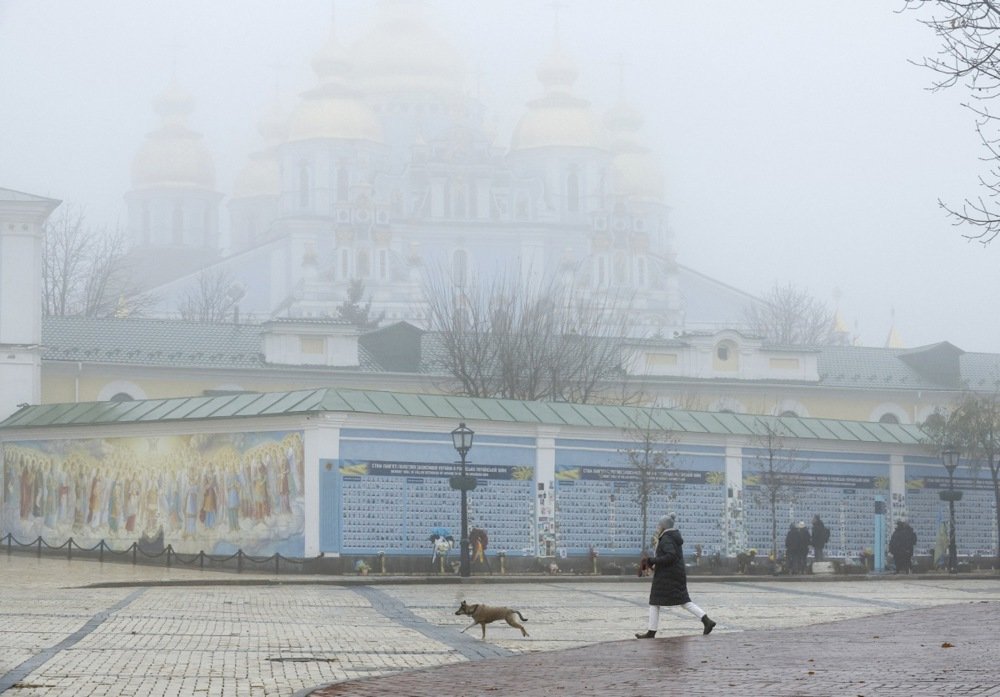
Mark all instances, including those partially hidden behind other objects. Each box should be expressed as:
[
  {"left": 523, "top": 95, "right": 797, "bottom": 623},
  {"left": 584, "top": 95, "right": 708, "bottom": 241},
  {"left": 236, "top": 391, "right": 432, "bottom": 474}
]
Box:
[{"left": 1, "top": 554, "right": 998, "bottom": 696}]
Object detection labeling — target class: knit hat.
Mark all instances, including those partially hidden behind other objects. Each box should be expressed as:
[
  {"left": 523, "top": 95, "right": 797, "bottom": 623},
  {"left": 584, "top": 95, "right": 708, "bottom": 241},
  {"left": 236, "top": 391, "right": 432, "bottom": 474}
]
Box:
[{"left": 658, "top": 513, "right": 676, "bottom": 530}]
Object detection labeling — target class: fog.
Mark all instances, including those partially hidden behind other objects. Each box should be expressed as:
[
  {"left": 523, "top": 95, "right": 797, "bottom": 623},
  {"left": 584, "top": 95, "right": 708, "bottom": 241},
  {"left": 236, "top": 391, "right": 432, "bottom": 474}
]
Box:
[{"left": 0, "top": 1, "right": 995, "bottom": 349}]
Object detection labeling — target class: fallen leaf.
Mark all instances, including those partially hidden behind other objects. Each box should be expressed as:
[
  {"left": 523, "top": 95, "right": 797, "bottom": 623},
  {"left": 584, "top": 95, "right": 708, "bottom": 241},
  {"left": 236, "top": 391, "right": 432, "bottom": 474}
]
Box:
[{"left": 941, "top": 642, "right": 954, "bottom": 648}]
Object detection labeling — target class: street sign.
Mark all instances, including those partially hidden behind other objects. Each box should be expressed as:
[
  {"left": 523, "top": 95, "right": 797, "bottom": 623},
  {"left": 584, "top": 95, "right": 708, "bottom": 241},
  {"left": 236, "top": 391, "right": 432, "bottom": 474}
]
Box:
[{"left": 449, "top": 475, "right": 477, "bottom": 491}]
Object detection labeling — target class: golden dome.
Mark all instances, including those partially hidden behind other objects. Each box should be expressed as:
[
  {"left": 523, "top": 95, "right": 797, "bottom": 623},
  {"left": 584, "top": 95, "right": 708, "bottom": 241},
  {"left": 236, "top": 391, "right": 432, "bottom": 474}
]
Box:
[
  {"left": 287, "top": 25, "right": 382, "bottom": 143},
  {"left": 233, "top": 152, "right": 279, "bottom": 199},
  {"left": 611, "top": 150, "right": 665, "bottom": 201},
  {"left": 351, "top": 0, "right": 464, "bottom": 96},
  {"left": 605, "top": 99, "right": 664, "bottom": 201},
  {"left": 130, "top": 82, "right": 215, "bottom": 189},
  {"left": 233, "top": 103, "right": 287, "bottom": 198},
  {"left": 510, "top": 49, "right": 605, "bottom": 152},
  {"left": 288, "top": 89, "right": 382, "bottom": 142}
]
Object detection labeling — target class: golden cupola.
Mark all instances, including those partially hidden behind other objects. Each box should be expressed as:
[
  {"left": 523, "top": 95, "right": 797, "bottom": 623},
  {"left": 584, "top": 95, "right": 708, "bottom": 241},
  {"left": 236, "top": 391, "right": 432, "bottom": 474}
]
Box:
[
  {"left": 233, "top": 102, "right": 287, "bottom": 199},
  {"left": 131, "top": 81, "right": 215, "bottom": 189},
  {"left": 605, "top": 99, "right": 664, "bottom": 202},
  {"left": 351, "top": 0, "right": 464, "bottom": 97},
  {"left": 287, "top": 26, "right": 382, "bottom": 143},
  {"left": 510, "top": 47, "right": 606, "bottom": 152}
]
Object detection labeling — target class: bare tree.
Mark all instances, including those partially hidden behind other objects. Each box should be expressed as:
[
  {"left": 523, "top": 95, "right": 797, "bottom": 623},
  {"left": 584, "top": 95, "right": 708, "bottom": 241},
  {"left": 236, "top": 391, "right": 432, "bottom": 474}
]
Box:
[
  {"left": 42, "top": 206, "right": 152, "bottom": 317},
  {"left": 743, "top": 283, "right": 834, "bottom": 345},
  {"left": 423, "top": 265, "right": 636, "bottom": 404},
  {"left": 620, "top": 409, "right": 677, "bottom": 553},
  {"left": 746, "top": 419, "right": 809, "bottom": 562},
  {"left": 336, "top": 279, "right": 384, "bottom": 330},
  {"left": 906, "top": 1, "right": 1000, "bottom": 243},
  {"left": 177, "top": 268, "right": 242, "bottom": 323}
]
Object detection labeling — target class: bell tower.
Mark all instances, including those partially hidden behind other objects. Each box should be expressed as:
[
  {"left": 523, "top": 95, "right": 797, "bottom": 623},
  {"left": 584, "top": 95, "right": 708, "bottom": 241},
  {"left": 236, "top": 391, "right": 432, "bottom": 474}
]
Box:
[{"left": 0, "top": 188, "right": 60, "bottom": 417}]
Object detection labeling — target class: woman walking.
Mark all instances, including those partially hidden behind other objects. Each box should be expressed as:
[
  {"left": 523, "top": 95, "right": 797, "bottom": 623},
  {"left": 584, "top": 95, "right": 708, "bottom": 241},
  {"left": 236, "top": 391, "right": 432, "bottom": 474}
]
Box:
[{"left": 635, "top": 513, "right": 717, "bottom": 638}]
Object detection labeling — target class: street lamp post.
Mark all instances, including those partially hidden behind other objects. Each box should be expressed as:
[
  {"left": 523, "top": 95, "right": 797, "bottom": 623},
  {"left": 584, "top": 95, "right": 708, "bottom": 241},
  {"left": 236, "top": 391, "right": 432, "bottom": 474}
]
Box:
[
  {"left": 940, "top": 448, "right": 963, "bottom": 575},
  {"left": 450, "top": 422, "right": 476, "bottom": 578}
]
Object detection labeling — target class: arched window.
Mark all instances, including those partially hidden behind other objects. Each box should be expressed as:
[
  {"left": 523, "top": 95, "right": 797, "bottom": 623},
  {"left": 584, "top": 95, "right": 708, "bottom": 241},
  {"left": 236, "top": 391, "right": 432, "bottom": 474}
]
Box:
[
  {"left": 109, "top": 392, "right": 134, "bottom": 402},
  {"left": 337, "top": 165, "right": 349, "bottom": 203},
  {"left": 779, "top": 410, "right": 799, "bottom": 418},
  {"left": 879, "top": 413, "right": 901, "bottom": 425},
  {"left": 379, "top": 250, "right": 388, "bottom": 280},
  {"left": 614, "top": 252, "right": 627, "bottom": 285},
  {"left": 172, "top": 201, "right": 183, "bottom": 245},
  {"left": 567, "top": 169, "right": 580, "bottom": 213},
  {"left": 340, "top": 249, "right": 350, "bottom": 279},
  {"left": 452, "top": 249, "right": 468, "bottom": 287},
  {"left": 357, "top": 249, "right": 370, "bottom": 278},
  {"left": 714, "top": 340, "right": 739, "bottom": 372},
  {"left": 141, "top": 203, "right": 151, "bottom": 245},
  {"left": 454, "top": 182, "right": 467, "bottom": 218},
  {"left": 299, "top": 163, "right": 311, "bottom": 208}
]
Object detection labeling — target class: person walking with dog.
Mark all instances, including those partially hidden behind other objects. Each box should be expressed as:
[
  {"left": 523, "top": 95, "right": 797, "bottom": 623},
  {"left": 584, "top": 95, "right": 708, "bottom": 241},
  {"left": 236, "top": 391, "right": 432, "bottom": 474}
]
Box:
[{"left": 635, "top": 513, "right": 716, "bottom": 638}]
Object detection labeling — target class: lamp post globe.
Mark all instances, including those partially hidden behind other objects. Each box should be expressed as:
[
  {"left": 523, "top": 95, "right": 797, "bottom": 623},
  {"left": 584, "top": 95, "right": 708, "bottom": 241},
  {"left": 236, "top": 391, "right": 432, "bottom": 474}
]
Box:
[
  {"left": 451, "top": 422, "right": 475, "bottom": 578},
  {"left": 940, "top": 448, "right": 961, "bottom": 574}
]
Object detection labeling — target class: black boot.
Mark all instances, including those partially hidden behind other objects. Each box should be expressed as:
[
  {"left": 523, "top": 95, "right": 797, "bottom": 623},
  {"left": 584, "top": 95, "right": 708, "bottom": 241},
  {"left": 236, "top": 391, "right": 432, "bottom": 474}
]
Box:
[
  {"left": 634, "top": 630, "right": 656, "bottom": 639},
  {"left": 701, "top": 616, "right": 716, "bottom": 635}
]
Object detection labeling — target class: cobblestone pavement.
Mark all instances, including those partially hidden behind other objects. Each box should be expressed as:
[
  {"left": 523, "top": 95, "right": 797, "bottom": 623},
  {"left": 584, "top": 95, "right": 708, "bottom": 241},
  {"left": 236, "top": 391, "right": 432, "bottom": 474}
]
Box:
[
  {"left": 1, "top": 555, "right": 998, "bottom": 696},
  {"left": 311, "top": 602, "right": 1000, "bottom": 697}
]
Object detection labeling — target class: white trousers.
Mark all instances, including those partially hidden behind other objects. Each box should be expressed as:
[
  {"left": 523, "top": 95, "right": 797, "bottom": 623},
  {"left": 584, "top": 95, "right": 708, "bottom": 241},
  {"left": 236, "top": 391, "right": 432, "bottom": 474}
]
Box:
[{"left": 648, "top": 602, "right": 705, "bottom": 631}]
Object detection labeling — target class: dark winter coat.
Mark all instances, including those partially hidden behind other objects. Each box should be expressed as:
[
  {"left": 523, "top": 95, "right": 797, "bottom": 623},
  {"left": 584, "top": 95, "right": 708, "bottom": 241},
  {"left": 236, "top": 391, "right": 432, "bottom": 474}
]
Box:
[
  {"left": 812, "top": 520, "right": 830, "bottom": 548},
  {"left": 889, "top": 524, "right": 917, "bottom": 557},
  {"left": 647, "top": 528, "right": 691, "bottom": 606}
]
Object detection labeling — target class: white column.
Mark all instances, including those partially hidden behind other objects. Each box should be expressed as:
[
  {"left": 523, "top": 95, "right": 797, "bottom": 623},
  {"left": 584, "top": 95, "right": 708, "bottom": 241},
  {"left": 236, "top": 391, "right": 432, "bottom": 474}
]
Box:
[
  {"left": 889, "top": 454, "right": 906, "bottom": 523},
  {"left": 535, "top": 427, "right": 558, "bottom": 558},
  {"left": 723, "top": 441, "right": 746, "bottom": 557},
  {"left": 303, "top": 414, "right": 343, "bottom": 557}
]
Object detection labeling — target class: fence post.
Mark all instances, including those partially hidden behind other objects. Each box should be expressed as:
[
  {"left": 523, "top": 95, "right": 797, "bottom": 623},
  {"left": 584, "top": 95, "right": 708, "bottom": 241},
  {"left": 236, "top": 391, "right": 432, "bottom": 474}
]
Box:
[
  {"left": 68, "top": 537, "right": 73, "bottom": 562},
  {"left": 6, "top": 533, "right": 11, "bottom": 555},
  {"left": 275, "top": 554, "right": 280, "bottom": 575},
  {"left": 166, "top": 545, "right": 172, "bottom": 568},
  {"left": 237, "top": 549, "right": 243, "bottom": 574},
  {"left": 199, "top": 551, "right": 205, "bottom": 569},
  {"left": 132, "top": 542, "right": 138, "bottom": 565},
  {"left": 99, "top": 540, "right": 104, "bottom": 563},
  {"left": 37, "top": 536, "right": 42, "bottom": 558}
]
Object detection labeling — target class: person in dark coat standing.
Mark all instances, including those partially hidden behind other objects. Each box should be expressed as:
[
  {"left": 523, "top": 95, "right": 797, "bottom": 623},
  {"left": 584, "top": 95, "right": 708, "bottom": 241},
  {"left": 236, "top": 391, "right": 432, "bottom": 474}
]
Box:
[
  {"left": 635, "top": 514, "right": 716, "bottom": 638},
  {"left": 811, "top": 515, "right": 830, "bottom": 561},
  {"left": 889, "top": 520, "right": 917, "bottom": 574}
]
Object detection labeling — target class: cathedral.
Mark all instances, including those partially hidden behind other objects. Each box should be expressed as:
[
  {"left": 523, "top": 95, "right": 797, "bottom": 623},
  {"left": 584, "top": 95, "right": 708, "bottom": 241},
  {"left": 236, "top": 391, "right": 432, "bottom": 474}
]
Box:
[{"left": 122, "top": 1, "right": 758, "bottom": 336}]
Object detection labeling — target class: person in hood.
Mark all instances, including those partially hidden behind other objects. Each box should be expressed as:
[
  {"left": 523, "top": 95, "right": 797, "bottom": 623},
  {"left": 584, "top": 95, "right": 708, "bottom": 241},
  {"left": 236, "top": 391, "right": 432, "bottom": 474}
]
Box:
[
  {"left": 889, "top": 520, "right": 918, "bottom": 574},
  {"left": 635, "top": 513, "right": 717, "bottom": 638}
]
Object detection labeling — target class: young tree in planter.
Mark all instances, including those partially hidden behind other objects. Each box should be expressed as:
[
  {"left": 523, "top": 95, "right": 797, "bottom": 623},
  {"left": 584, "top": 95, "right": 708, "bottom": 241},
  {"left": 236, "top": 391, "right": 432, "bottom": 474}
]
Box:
[
  {"left": 746, "top": 418, "right": 808, "bottom": 564},
  {"left": 621, "top": 409, "right": 677, "bottom": 554}
]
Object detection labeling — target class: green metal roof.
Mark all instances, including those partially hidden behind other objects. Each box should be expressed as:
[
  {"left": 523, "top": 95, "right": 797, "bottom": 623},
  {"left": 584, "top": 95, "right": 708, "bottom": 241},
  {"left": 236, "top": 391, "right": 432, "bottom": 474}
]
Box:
[{"left": 0, "top": 387, "right": 928, "bottom": 446}]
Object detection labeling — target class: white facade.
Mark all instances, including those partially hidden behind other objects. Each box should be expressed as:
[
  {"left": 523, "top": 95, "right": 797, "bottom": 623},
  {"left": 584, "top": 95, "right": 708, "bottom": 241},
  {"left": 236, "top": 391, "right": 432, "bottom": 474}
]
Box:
[
  {"left": 124, "top": 4, "right": 758, "bottom": 338},
  {"left": 0, "top": 188, "right": 60, "bottom": 417}
]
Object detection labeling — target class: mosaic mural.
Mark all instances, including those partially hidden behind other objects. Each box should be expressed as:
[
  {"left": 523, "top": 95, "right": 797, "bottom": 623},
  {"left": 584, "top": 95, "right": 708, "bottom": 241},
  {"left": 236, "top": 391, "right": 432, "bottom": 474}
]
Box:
[{"left": 1, "top": 431, "right": 304, "bottom": 555}]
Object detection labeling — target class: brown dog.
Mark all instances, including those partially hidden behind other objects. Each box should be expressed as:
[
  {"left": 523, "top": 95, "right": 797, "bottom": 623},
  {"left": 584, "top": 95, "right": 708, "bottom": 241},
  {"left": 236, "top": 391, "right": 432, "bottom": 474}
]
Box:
[{"left": 455, "top": 600, "right": 529, "bottom": 638}]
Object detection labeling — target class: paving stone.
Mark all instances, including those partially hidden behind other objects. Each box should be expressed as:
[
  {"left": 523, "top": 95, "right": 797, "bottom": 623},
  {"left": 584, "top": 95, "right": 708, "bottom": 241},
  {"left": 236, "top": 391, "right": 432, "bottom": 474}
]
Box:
[{"left": 2, "top": 555, "right": 999, "bottom": 696}]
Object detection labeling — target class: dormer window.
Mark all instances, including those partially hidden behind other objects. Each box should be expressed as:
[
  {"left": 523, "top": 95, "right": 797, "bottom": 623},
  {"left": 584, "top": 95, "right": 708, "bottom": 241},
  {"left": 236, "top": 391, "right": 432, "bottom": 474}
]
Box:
[{"left": 717, "top": 345, "right": 729, "bottom": 361}]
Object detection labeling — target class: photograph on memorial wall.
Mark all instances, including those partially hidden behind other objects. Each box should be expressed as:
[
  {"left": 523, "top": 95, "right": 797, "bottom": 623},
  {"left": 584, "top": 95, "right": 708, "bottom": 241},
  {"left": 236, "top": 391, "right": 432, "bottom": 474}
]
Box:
[
  {"left": 905, "top": 473, "right": 998, "bottom": 561},
  {"left": 743, "top": 471, "right": 888, "bottom": 560},
  {"left": 554, "top": 464, "right": 726, "bottom": 554},
  {"left": 1, "top": 430, "right": 305, "bottom": 555},
  {"left": 334, "top": 460, "right": 535, "bottom": 557}
]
